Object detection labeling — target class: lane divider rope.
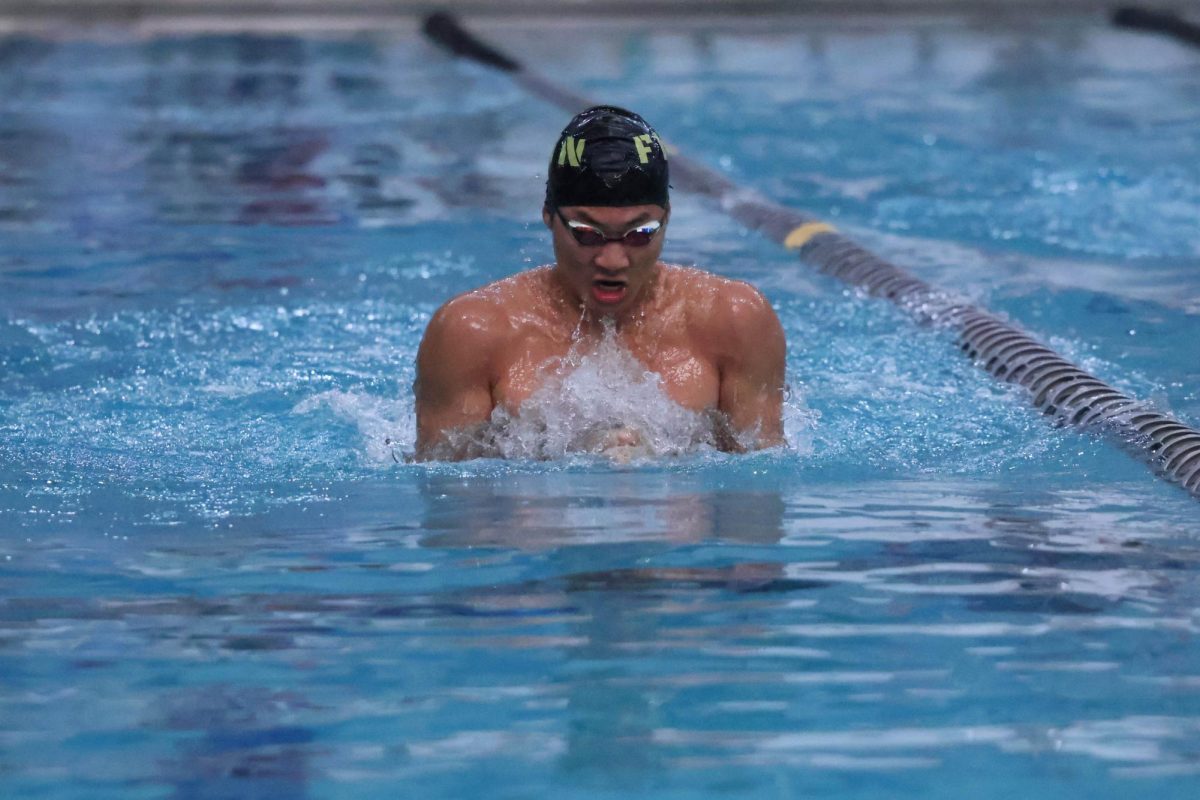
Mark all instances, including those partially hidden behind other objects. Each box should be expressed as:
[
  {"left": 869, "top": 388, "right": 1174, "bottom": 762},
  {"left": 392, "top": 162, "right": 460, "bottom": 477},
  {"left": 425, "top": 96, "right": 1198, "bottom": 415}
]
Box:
[
  {"left": 783, "top": 222, "right": 837, "bottom": 250},
  {"left": 422, "top": 11, "right": 1200, "bottom": 498},
  {"left": 1113, "top": 6, "right": 1200, "bottom": 49}
]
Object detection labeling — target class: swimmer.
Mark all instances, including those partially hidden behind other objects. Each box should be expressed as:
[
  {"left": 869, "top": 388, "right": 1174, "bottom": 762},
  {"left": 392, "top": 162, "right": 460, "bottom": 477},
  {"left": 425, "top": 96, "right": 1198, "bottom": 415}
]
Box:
[{"left": 414, "top": 106, "right": 785, "bottom": 460}]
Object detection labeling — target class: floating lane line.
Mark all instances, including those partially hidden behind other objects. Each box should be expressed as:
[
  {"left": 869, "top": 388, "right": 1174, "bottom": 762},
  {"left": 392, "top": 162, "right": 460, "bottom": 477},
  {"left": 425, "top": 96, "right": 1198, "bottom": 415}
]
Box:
[
  {"left": 421, "top": 11, "right": 1200, "bottom": 499},
  {"left": 784, "top": 222, "right": 838, "bottom": 251},
  {"left": 1113, "top": 7, "right": 1200, "bottom": 49}
]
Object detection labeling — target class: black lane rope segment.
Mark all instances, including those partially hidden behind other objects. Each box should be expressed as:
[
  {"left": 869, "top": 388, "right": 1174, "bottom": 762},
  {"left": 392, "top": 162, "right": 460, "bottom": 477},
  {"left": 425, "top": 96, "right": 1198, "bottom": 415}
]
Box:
[
  {"left": 1113, "top": 7, "right": 1200, "bottom": 48},
  {"left": 421, "top": 11, "right": 1200, "bottom": 499}
]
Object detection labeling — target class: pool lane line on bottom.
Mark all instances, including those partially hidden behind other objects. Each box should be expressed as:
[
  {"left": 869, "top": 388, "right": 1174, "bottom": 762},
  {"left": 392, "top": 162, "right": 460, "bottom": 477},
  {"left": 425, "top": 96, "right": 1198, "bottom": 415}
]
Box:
[{"left": 421, "top": 10, "right": 1200, "bottom": 499}]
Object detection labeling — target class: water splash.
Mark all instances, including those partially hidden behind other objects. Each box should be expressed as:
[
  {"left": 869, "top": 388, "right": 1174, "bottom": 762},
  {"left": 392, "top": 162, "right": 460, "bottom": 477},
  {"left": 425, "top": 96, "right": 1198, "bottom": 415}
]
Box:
[
  {"left": 294, "top": 389, "right": 412, "bottom": 465},
  {"left": 436, "top": 321, "right": 814, "bottom": 462},
  {"left": 466, "top": 323, "right": 716, "bottom": 461}
]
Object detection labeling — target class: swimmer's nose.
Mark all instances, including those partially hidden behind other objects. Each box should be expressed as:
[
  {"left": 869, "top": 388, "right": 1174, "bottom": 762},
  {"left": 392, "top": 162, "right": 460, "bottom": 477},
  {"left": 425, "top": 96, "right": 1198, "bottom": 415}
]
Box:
[{"left": 593, "top": 240, "right": 631, "bottom": 271}]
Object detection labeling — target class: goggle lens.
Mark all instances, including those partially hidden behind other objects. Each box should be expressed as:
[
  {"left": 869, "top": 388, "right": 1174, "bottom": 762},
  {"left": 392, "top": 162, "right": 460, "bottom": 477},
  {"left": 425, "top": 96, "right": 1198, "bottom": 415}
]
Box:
[{"left": 558, "top": 213, "right": 663, "bottom": 248}]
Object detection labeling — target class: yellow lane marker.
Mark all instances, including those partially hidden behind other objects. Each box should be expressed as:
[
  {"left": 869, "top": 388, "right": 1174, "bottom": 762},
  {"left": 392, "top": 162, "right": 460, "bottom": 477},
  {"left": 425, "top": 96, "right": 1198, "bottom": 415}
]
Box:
[{"left": 783, "top": 222, "right": 837, "bottom": 250}]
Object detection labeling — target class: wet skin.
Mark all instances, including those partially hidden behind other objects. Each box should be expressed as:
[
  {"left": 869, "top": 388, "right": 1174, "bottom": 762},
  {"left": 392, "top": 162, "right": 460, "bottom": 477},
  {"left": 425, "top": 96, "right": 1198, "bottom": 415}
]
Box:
[{"left": 414, "top": 204, "right": 786, "bottom": 460}]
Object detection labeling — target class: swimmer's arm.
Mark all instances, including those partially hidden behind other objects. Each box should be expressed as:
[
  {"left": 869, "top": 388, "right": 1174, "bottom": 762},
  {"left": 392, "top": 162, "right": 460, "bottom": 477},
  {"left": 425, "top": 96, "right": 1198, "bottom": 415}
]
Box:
[
  {"left": 715, "top": 283, "right": 786, "bottom": 450},
  {"left": 414, "top": 298, "right": 498, "bottom": 461}
]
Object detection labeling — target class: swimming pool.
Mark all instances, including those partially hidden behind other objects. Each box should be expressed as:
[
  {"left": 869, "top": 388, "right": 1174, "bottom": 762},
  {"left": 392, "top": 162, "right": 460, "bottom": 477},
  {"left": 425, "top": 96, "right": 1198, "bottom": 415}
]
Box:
[{"left": 2, "top": 11, "right": 1200, "bottom": 797}]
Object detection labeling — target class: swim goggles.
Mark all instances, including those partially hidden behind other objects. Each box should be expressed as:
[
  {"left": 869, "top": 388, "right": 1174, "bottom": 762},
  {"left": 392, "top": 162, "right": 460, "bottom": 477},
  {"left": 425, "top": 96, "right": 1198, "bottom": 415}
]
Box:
[{"left": 555, "top": 208, "right": 663, "bottom": 248}]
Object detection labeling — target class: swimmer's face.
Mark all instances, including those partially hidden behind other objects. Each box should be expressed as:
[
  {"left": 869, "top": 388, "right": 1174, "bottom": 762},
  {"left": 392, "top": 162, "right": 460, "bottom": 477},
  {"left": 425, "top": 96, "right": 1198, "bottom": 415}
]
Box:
[{"left": 544, "top": 203, "right": 668, "bottom": 317}]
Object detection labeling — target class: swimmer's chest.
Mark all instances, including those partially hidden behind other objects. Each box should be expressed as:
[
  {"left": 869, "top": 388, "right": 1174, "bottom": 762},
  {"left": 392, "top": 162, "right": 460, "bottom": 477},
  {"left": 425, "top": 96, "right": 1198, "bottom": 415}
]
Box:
[{"left": 491, "top": 326, "right": 720, "bottom": 413}]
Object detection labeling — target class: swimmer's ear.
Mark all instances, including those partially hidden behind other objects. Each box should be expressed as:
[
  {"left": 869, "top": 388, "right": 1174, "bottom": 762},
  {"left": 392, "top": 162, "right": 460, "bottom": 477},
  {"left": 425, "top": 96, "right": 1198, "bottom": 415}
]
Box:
[{"left": 542, "top": 205, "right": 553, "bottom": 229}]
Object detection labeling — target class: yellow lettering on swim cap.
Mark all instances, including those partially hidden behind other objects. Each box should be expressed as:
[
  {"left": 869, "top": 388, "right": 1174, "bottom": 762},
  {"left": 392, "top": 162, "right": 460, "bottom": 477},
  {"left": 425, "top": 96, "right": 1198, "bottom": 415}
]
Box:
[
  {"left": 558, "top": 136, "right": 586, "bottom": 168},
  {"left": 651, "top": 132, "right": 672, "bottom": 157},
  {"left": 634, "top": 134, "right": 654, "bottom": 164}
]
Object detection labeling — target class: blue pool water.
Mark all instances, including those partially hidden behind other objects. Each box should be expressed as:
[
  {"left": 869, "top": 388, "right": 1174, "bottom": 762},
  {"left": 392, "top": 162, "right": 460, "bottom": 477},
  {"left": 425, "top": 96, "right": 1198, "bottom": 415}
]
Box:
[{"left": 2, "top": 14, "right": 1200, "bottom": 798}]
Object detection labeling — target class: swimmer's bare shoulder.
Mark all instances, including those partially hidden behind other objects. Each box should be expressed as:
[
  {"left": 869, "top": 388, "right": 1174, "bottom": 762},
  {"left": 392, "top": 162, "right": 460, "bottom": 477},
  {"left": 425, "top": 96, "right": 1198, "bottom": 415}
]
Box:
[
  {"left": 414, "top": 273, "right": 532, "bottom": 459},
  {"left": 671, "top": 265, "right": 787, "bottom": 448}
]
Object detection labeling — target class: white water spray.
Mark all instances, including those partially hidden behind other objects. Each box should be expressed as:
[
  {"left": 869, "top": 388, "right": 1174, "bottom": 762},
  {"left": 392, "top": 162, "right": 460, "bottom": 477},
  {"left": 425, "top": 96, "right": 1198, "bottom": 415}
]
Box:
[
  {"left": 300, "top": 322, "right": 813, "bottom": 463},
  {"left": 451, "top": 322, "right": 723, "bottom": 461}
]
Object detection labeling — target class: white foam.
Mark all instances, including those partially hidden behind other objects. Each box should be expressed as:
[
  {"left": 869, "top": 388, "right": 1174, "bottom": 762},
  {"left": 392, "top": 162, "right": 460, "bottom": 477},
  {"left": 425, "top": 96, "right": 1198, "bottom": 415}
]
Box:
[
  {"left": 470, "top": 323, "right": 715, "bottom": 461},
  {"left": 452, "top": 322, "right": 815, "bottom": 462},
  {"left": 297, "top": 324, "right": 814, "bottom": 464},
  {"left": 293, "top": 390, "right": 412, "bottom": 465}
]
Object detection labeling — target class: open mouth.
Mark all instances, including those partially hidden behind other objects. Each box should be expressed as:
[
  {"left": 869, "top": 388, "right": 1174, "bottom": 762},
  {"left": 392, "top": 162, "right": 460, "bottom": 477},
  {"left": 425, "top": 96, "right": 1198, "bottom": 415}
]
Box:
[{"left": 591, "top": 279, "right": 627, "bottom": 304}]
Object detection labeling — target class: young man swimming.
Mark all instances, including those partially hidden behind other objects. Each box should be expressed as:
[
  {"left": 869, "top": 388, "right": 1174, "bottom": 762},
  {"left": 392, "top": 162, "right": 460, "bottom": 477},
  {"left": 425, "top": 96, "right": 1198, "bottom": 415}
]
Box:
[{"left": 414, "top": 106, "right": 785, "bottom": 460}]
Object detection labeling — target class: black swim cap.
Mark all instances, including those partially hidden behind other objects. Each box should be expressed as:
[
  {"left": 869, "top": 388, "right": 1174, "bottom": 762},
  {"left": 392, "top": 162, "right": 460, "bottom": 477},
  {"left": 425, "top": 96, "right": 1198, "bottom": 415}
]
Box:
[{"left": 545, "top": 106, "right": 669, "bottom": 209}]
